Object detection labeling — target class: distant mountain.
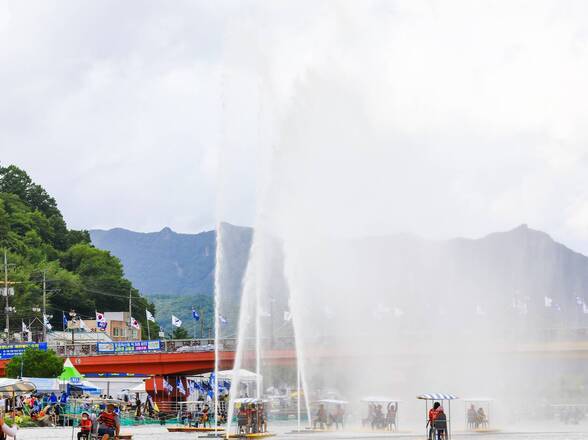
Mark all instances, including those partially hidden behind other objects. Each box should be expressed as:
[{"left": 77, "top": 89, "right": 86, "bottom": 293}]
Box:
[
  {"left": 90, "top": 223, "right": 253, "bottom": 297},
  {"left": 90, "top": 223, "right": 588, "bottom": 332}
]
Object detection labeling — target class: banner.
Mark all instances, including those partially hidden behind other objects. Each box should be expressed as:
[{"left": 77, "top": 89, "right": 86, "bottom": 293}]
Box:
[
  {"left": 96, "top": 340, "right": 162, "bottom": 353},
  {"left": 0, "top": 342, "right": 48, "bottom": 359}
]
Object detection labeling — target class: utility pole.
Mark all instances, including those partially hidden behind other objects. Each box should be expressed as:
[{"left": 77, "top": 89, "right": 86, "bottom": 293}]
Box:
[
  {"left": 4, "top": 250, "right": 9, "bottom": 344},
  {"left": 42, "top": 269, "right": 47, "bottom": 343},
  {"left": 128, "top": 288, "right": 132, "bottom": 341}
]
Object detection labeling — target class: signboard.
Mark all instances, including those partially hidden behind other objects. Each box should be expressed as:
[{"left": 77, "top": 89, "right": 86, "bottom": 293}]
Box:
[
  {"left": 96, "top": 340, "right": 162, "bottom": 354},
  {"left": 0, "top": 342, "right": 48, "bottom": 359}
]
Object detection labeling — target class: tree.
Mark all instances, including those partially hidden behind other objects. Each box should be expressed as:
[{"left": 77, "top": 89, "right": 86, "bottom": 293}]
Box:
[
  {"left": 172, "top": 327, "right": 189, "bottom": 340},
  {"left": 0, "top": 165, "right": 156, "bottom": 332},
  {"left": 5, "top": 348, "right": 64, "bottom": 378}
]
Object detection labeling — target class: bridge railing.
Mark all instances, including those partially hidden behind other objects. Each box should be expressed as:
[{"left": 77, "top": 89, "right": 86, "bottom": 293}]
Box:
[{"left": 47, "top": 336, "right": 296, "bottom": 357}]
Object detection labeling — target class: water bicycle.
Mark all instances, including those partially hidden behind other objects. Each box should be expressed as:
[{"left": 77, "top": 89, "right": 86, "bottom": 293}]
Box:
[
  {"left": 417, "top": 392, "right": 459, "bottom": 440},
  {"left": 229, "top": 398, "right": 275, "bottom": 438},
  {"left": 360, "top": 396, "right": 401, "bottom": 431}
]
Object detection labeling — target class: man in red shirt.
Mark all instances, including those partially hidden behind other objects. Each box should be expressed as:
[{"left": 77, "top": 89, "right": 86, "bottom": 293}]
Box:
[{"left": 427, "top": 402, "right": 441, "bottom": 440}]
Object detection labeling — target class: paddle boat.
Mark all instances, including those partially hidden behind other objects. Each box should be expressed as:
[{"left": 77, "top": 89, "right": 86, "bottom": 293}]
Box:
[{"left": 417, "top": 392, "right": 459, "bottom": 440}]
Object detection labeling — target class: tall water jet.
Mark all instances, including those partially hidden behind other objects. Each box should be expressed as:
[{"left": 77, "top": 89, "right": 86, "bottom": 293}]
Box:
[{"left": 213, "top": 222, "right": 223, "bottom": 433}]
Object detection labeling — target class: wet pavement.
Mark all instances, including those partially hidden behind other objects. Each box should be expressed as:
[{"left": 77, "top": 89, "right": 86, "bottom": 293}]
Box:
[{"left": 12, "top": 425, "right": 588, "bottom": 440}]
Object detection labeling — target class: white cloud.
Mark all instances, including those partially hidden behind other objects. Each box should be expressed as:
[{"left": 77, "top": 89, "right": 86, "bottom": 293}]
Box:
[{"left": 1, "top": 0, "right": 588, "bottom": 253}]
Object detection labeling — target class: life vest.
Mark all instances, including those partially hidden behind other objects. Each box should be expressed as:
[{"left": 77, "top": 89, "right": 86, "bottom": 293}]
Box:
[
  {"left": 429, "top": 408, "right": 439, "bottom": 422},
  {"left": 99, "top": 411, "right": 117, "bottom": 428},
  {"left": 81, "top": 418, "right": 93, "bottom": 432}
]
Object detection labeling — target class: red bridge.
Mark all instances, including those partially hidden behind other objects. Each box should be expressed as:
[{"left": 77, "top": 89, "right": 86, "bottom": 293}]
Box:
[{"left": 0, "top": 346, "right": 297, "bottom": 377}]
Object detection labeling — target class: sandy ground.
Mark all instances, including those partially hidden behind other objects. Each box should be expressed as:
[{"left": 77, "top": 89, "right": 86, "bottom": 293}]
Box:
[{"left": 10, "top": 425, "right": 588, "bottom": 440}]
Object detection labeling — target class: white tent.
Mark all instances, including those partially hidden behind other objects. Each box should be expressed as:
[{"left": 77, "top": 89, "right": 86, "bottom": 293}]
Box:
[
  {"left": 22, "top": 377, "right": 60, "bottom": 393},
  {"left": 201, "top": 369, "right": 261, "bottom": 381},
  {"left": 130, "top": 381, "right": 146, "bottom": 393}
]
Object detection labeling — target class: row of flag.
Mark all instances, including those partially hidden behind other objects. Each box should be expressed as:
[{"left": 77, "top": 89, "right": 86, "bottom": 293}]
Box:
[
  {"left": 37, "top": 308, "right": 226, "bottom": 333},
  {"left": 159, "top": 374, "right": 230, "bottom": 398},
  {"left": 147, "top": 308, "right": 227, "bottom": 329}
]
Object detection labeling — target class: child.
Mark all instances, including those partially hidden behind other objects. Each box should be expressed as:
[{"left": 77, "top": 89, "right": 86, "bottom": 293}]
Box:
[{"left": 78, "top": 412, "right": 92, "bottom": 440}]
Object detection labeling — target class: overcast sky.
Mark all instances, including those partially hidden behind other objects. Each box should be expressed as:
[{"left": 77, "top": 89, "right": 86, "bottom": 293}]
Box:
[{"left": 2, "top": 1, "right": 588, "bottom": 253}]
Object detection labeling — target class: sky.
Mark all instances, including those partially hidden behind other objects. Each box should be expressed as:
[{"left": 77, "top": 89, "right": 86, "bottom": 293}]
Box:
[{"left": 2, "top": 1, "right": 588, "bottom": 253}]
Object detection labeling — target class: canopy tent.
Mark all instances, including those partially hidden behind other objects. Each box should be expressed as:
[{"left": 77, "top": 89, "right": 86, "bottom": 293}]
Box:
[
  {"left": 0, "top": 378, "right": 36, "bottom": 394},
  {"left": 361, "top": 397, "right": 402, "bottom": 403},
  {"left": 202, "top": 369, "right": 261, "bottom": 381},
  {"left": 58, "top": 358, "right": 84, "bottom": 382},
  {"left": 21, "top": 377, "right": 60, "bottom": 393},
  {"left": 417, "top": 393, "right": 459, "bottom": 400},
  {"left": 67, "top": 380, "right": 102, "bottom": 395},
  {"left": 316, "top": 399, "right": 348, "bottom": 405},
  {"left": 233, "top": 398, "right": 268, "bottom": 404},
  {"left": 130, "top": 381, "right": 146, "bottom": 393}
]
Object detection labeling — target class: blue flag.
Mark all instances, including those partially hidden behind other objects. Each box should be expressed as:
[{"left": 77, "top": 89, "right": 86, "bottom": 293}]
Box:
[
  {"left": 62, "top": 312, "right": 68, "bottom": 330},
  {"left": 192, "top": 307, "right": 200, "bottom": 321},
  {"left": 219, "top": 315, "right": 227, "bottom": 324},
  {"left": 177, "top": 378, "right": 186, "bottom": 395}
]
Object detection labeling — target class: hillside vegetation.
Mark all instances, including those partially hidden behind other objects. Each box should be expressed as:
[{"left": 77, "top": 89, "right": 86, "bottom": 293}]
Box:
[{"left": 0, "top": 165, "right": 158, "bottom": 337}]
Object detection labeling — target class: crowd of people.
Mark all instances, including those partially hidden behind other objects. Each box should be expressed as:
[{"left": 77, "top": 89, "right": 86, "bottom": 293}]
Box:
[
  {"left": 1, "top": 391, "right": 69, "bottom": 426},
  {"left": 237, "top": 403, "right": 268, "bottom": 434},
  {"left": 466, "top": 404, "right": 488, "bottom": 430},
  {"left": 313, "top": 404, "right": 345, "bottom": 430},
  {"left": 363, "top": 402, "right": 397, "bottom": 431}
]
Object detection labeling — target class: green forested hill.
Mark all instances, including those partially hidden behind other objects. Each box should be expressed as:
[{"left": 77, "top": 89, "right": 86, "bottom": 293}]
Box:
[{"left": 0, "top": 165, "right": 158, "bottom": 338}]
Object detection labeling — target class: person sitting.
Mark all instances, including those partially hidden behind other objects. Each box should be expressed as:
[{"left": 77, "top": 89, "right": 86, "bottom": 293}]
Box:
[
  {"left": 200, "top": 404, "right": 210, "bottom": 428},
  {"left": 313, "top": 404, "right": 327, "bottom": 430},
  {"left": 77, "top": 412, "right": 92, "bottom": 440},
  {"left": 97, "top": 404, "right": 120, "bottom": 440},
  {"left": 371, "top": 404, "right": 384, "bottom": 430},
  {"left": 433, "top": 406, "right": 447, "bottom": 440},
  {"left": 467, "top": 404, "right": 477, "bottom": 429},
  {"left": 477, "top": 407, "right": 488, "bottom": 428},
  {"left": 385, "top": 403, "right": 397, "bottom": 431},
  {"left": 334, "top": 404, "right": 344, "bottom": 430},
  {"left": 237, "top": 406, "right": 248, "bottom": 434}
]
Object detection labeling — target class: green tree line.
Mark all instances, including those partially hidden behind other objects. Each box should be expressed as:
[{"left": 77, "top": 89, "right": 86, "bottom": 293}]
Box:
[{"left": 0, "top": 164, "right": 159, "bottom": 338}]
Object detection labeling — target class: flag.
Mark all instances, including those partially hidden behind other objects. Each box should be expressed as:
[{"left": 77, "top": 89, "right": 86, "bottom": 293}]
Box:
[
  {"left": 172, "top": 315, "right": 182, "bottom": 327},
  {"left": 130, "top": 316, "right": 141, "bottom": 330},
  {"left": 192, "top": 307, "right": 200, "bottom": 321},
  {"left": 146, "top": 310, "right": 156, "bottom": 322},
  {"left": 79, "top": 319, "right": 87, "bottom": 330},
  {"left": 22, "top": 321, "right": 29, "bottom": 334},
  {"left": 544, "top": 296, "right": 553, "bottom": 308},
  {"left": 62, "top": 312, "right": 68, "bottom": 329},
  {"left": 187, "top": 380, "right": 196, "bottom": 396},
  {"left": 219, "top": 315, "right": 227, "bottom": 324},
  {"left": 43, "top": 314, "right": 52, "bottom": 330},
  {"left": 177, "top": 378, "right": 186, "bottom": 395},
  {"left": 96, "top": 311, "right": 108, "bottom": 331},
  {"left": 162, "top": 378, "right": 173, "bottom": 394},
  {"left": 283, "top": 311, "right": 292, "bottom": 321}
]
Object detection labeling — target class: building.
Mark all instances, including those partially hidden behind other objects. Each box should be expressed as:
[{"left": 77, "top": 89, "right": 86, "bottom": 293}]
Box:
[{"left": 69, "top": 312, "right": 141, "bottom": 341}]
